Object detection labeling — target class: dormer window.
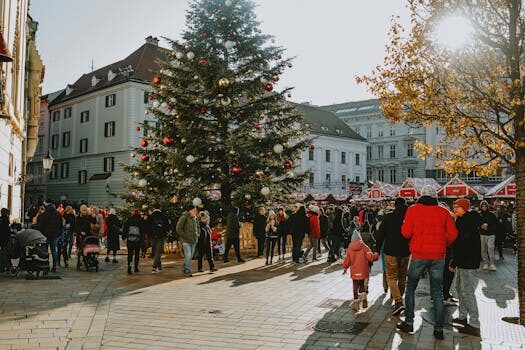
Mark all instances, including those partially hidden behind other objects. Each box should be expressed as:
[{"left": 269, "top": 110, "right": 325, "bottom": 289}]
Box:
[
  {"left": 91, "top": 76, "right": 100, "bottom": 87},
  {"left": 321, "top": 126, "right": 329, "bottom": 131},
  {"left": 336, "top": 129, "right": 343, "bottom": 135},
  {"left": 108, "top": 69, "right": 116, "bottom": 81},
  {"left": 65, "top": 85, "right": 74, "bottom": 96}
]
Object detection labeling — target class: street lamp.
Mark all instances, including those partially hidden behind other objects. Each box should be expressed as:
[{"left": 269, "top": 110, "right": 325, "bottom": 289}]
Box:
[{"left": 42, "top": 151, "right": 54, "bottom": 172}]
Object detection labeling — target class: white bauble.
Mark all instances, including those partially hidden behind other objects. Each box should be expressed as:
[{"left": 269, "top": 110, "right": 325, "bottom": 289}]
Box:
[
  {"left": 273, "top": 144, "right": 284, "bottom": 154},
  {"left": 260, "top": 187, "right": 270, "bottom": 196},
  {"left": 138, "top": 179, "right": 148, "bottom": 188},
  {"left": 245, "top": 194, "right": 251, "bottom": 200},
  {"left": 170, "top": 97, "right": 176, "bottom": 103},
  {"left": 175, "top": 52, "right": 183, "bottom": 59},
  {"left": 221, "top": 97, "right": 231, "bottom": 106},
  {"left": 224, "top": 40, "right": 235, "bottom": 49},
  {"left": 186, "top": 155, "right": 195, "bottom": 163},
  {"left": 142, "top": 204, "right": 148, "bottom": 210},
  {"left": 187, "top": 51, "right": 195, "bottom": 60},
  {"left": 152, "top": 101, "right": 160, "bottom": 108},
  {"left": 192, "top": 197, "right": 202, "bottom": 207},
  {"left": 161, "top": 102, "right": 167, "bottom": 108}
]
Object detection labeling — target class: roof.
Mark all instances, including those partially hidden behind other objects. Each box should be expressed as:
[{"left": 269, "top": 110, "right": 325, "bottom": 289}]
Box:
[
  {"left": 437, "top": 176, "right": 480, "bottom": 198},
  {"left": 486, "top": 176, "right": 515, "bottom": 197},
  {"left": 50, "top": 42, "right": 169, "bottom": 106},
  {"left": 320, "top": 99, "right": 381, "bottom": 118},
  {"left": 41, "top": 89, "right": 65, "bottom": 104},
  {"left": 293, "top": 103, "right": 366, "bottom": 141}
]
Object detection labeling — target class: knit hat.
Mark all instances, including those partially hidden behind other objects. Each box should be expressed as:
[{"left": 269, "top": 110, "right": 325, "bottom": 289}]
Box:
[
  {"left": 394, "top": 197, "right": 406, "bottom": 207},
  {"left": 185, "top": 204, "right": 196, "bottom": 212},
  {"left": 480, "top": 200, "right": 489, "bottom": 208},
  {"left": 308, "top": 204, "right": 319, "bottom": 214},
  {"left": 454, "top": 198, "right": 470, "bottom": 212},
  {"left": 199, "top": 210, "right": 210, "bottom": 223},
  {"left": 351, "top": 229, "right": 362, "bottom": 241},
  {"left": 420, "top": 185, "right": 438, "bottom": 198},
  {"left": 377, "top": 210, "right": 384, "bottom": 217}
]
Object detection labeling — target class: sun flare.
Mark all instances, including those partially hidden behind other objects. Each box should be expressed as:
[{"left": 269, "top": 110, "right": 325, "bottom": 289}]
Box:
[{"left": 434, "top": 15, "right": 473, "bottom": 50}]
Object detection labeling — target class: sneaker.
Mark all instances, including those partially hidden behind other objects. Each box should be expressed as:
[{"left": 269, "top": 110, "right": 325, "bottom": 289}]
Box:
[
  {"left": 105, "top": 257, "right": 110, "bottom": 262},
  {"left": 444, "top": 297, "right": 458, "bottom": 306},
  {"left": 350, "top": 300, "right": 359, "bottom": 311},
  {"left": 392, "top": 302, "right": 405, "bottom": 316},
  {"left": 396, "top": 321, "right": 414, "bottom": 334},
  {"left": 482, "top": 263, "right": 488, "bottom": 270},
  {"left": 210, "top": 267, "right": 218, "bottom": 272},
  {"left": 183, "top": 271, "right": 193, "bottom": 277},
  {"left": 127, "top": 266, "right": 132, "bottom": 275},
  {"left": 458, "top": 324, "right": 480, "bottom": 336},
  {"left": 452, "top": 318, "right": 468, "bottom": 327},
  {"left": 198, "top": 269, "right": 204, "bottom": 273},
  {"left": 433, "top": 330, "right": 444, "bottom": 340},
  {"left": 489, "top": 264, "right": 496, "bottom": 271},
  {"left": 151, "top": 269, "right": 157, "bottom": 274}
]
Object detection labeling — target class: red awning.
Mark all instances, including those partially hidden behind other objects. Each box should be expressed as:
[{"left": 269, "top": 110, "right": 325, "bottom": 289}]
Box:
[{"left": 89, "top": 173, "right": 112, "bottom": 181}]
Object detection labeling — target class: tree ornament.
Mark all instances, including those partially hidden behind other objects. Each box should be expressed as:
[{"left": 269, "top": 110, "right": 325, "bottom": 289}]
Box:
[
  {"left": 136, "top": 126, "right": 141, "bottom": 132},
  {"left": 141, "top": 153, "right": 149, "bottom": 162},
  {"left": 273, "top": 143, "right": 284, "bottom": 154},
  {"left": 225, "top": 0, "right": 232, "bottom": 6},
  {"left": 170, "top": 97, "right": 176, "bottom": 103},
  {"left": 175, "top": 52, "right": 183, "bottom": 59},
  {"left": 163, "top": 136, "right": 174, "bottom": 146},
  {"left": 229, "top": 149, "right": 236, "bottom": 155},
  {"left": 276, "top": 54, "right": 282, "bottom": 60},
  {"left": 283, "top": 160, "right": 293, "bottom": 169},
  {"left": 141, "top": 139, "right": 149, "bottom": 147},
  {"left": 218, "top": 78, "right": 230, "bottom": 88},
  {"left": 187, "top": 51, "right": 195, "bottom": 60},
  {"left": 253, "top": 123, "right": 260, "bottom": 130},
  {"left": 138, "top": 179, "right": 148, "bottom": 188},
  {"left": 245, "top": 194, "right": 251, "bottom": 200},
  {"left": 186, "top": 155, "right": 195, "bottom": 163},
  {"left": 224, "top": 40, "right": 235, "bottom": 49},
  {"left": 260, "top": 77, "right": 268, "bottom": 84},
  {"left": 152, "top": 75, "right": 161, "bottom": 85},
  {"left": 198, "top": 58, "right": 207, "bottom": 65},
  {"left": 272, "top": 75, "right": 279, "bottom": 82},
  {"left": 133, "top": 171, "right": 139, "bottom": 177},
  {"left": 265, "top": 83, "right": 274, "bottom": 92},
  {"left": 309, "top": 144, "right": 316, "bottom": 150},
  {"left": 199, "top": 107, "right": 206, "bottom": 114},
  {"left": 167, "top": 104, "right": 173, "bottom": 111},
  {"left": 131, "top": 153, "right": 136, "bottom": 158},
  {"left": 255, "top": 170, "right": 264, "bottom": 176},
  {"left": 260, "top": 187, "right": 270, "bottom": 196},
  {"left": 221, "top": 97, "right": 231, "bottom": 106},
  {"left": 231, "top": 165, "right": 242, "bottom": 175},
  {"left": 161, "top": 102, "right": 168, "bottom": 108},
  {"left": 181, "top": 138, "right": 187, "bottom": 144},
  {"left": 152, "top": 101, "right": 160, "bottom": 108},
  {"left": 288, "top": 63, "right": 293, "bottom": 68},
  {"left": 192, "top": 197, "right": 202, "bottom": 207},
  {"left": 287, "top": 93, "right": 292, "bottom": 98}
]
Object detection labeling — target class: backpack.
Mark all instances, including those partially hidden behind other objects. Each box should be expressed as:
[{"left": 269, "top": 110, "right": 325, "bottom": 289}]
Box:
[
  {"left": 150, "top": 214, "right": 165, "bottom": 238},
  {"left": 128, "top": 226, "right": 141, "bottom": 242}
]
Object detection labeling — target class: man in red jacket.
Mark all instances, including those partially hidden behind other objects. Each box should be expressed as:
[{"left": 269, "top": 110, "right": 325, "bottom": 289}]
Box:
[{"left": 396, "top": 186, "right": 458, "bottom": 340}]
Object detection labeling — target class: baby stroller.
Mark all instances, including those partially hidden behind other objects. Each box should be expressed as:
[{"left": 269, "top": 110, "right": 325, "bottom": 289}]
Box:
[
  {"left": 77, "top": 234, "right": 101, "bottom": 272},
  {"left": 9, "top": 229, "right": 50, "bottom": 278}
]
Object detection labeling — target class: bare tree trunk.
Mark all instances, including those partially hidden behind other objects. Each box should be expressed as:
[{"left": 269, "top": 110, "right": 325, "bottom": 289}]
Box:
[{"left": 516, "top": 158, "right": 525, "bottom": 324}]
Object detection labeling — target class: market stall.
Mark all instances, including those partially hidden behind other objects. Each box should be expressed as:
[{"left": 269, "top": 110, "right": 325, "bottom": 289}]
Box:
[
  {"left": 396, "top": 178, "right": 442, "bottom": 199},
  {"left": 437, "top": 176, "right": 480, "bottom": 198},
  {"left": 486, "top": 176, "right": 516, "bottom": 199},
  {"left": 368, "top": 181, "right": 399, "bottom": 200}
]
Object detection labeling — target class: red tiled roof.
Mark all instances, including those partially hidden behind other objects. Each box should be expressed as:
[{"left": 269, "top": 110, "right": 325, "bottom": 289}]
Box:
[{"left": 50, "top": 42, "right": 169, "bottom": 106}]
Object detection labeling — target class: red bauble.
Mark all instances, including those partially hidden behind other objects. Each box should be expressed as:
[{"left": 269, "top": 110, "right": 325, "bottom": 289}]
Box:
[
  {"left": 199, "top": 107, "right": 206, "bottom": 114},
  {"left": 136, "top": 126, "right": 141, "bottom": 132},
  {"left": 265, "top": 83, "right": 274, "bottom": 92},
  {"left": 167, "top": 104, "right": 173, "bottom": 111},
  {"left": 198, "top": 58, "right": 207, "bottom": 65},
  {"left": 231, "top": 165, "right": 242, "bottom": 175},
  {"left": 148, "top": 95, "right": 154, "bottom": 101},
  {"left": 141, "top": 154, "right": 149, "bottom": 162},
  {"left": 141, "top": 139, "right": 149, "bottom": 147},
  {"left": 309, "top": 144, "right": 316, "bottom": 150},
  {"left": 245, "top": 204, "right": 252, "bottom": 210},
  {"left": 253, "top": 123, "right": 260, "bottom": 130},
  {"left": 163, "top": 136, "right": 174, "bottom": 146},
  {"left": 152, "top": 75, "right": 161, "bottom": 85},
  {"left": 283, "top": 160, "right": 293, "bottom": 170}
]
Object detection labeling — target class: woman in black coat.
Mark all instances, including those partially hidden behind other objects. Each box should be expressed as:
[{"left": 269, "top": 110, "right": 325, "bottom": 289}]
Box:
[
  {"left": 105, "top": 209, "right": 121, "bottom": 263},
  {"left": 288, "top": 204, "right": 309, "bottom": 264}
]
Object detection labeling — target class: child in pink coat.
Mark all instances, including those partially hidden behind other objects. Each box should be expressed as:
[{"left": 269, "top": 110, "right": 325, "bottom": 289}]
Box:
[{"left": 343, "top": 230, "right": 379, "bottom": 311}]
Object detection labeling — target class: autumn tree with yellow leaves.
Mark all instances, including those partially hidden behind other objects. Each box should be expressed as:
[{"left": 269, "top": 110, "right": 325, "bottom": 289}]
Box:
[{"left": 357, "top": 0, "right": 525, "bottom": 323}]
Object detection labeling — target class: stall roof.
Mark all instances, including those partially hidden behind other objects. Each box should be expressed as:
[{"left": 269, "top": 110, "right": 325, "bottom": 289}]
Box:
[
  {"left": 397, "top": 178, "right": 442, "bottom": 198},
  {"left": 369, "top": 181, "right": 399, "bottom": 199},
  {"left": 437, "top": 176, "right": 480, "bottom": 198},
  {"left": 486, "top": 176, "right": 516, "bottom": 198}
]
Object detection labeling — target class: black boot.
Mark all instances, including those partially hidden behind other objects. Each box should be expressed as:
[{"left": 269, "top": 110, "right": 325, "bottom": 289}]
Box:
[
  {"left": 127, "top": 266, "right": 132, "bottom": 275},
  {"left": 134, "top": 266, "right": 140, "bottom": 273}
]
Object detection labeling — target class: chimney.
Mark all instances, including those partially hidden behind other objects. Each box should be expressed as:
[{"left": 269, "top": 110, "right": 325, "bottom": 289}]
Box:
[{"left": 145, "top": 36, "right": 159, "bottom": 46}]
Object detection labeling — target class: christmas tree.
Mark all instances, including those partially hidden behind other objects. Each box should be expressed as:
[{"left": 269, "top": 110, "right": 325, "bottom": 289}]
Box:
[{"left": 123, "top": 0, "right": 311, "bottom": 218}]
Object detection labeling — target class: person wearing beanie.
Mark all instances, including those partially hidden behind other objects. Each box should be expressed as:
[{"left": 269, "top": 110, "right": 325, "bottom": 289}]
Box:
[
  {"left": 479, "top": 200, "right": 498, "bottom": 271},
  {"left": 343, "top": 228, "right": 379, "bottom": 311},
  {"left": 450, "top": 198, "right": 482, "bottom": 335},
  {"left": 176, "top": 204, "right": 199, "bottom": 277},
  {"left": 375, "top": 197, "right": 410, "bottom": 316},
  {"left": 303, "top": 205, "right": 321, "bottom": 262},
  {"left": 397, "top": 186, "right": 458, "bottom": 340}
]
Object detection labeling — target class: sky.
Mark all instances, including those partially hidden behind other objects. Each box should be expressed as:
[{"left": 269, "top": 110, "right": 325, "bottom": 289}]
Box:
[{"left": 30, "top": 0, "right": 408, "bottom": 106}]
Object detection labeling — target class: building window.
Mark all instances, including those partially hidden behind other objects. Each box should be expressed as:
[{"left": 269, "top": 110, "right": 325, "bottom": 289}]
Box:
[
  {"left": 407, "top": 143, "right": 414, "bottom": 157},
  {"left": 367, "top": 169, "right": 372, "bottom": 180},
  {"left": 325, "top": 149, "right": 331, "bottom": 163},
  {"left": 308, "top": 172, "right": 314, "bottom": 186},
  {"left": 50, "top": 164, "right": 58, "bottom": 180},
  {"left": 61, "top": 163, "right": 69, "bottom": 179},
  {"left": 436, "top": 126, "right": 440, "bottom": 134},
  {"left": 8, "top": 153, "right": 13, "bottom": 177},
  {"left": 51, "top": 134, "right": 59, "bottom": 149},
  {"left": 80, "top": 110, "right": 90, "bottom": 123},
  {"left": 390, "top": 144, "right": 396, "bottom": 158},
  {"left": 104, "top": 157, "right": 115, "bottom": 172},
  {"left": 105, "top": 94, "right": 116, "bottom": 107},
  {"left": 390, "top": 124, "right": 396, "bottom": 136},
  {"left": 104, "top": 122, "right": 116, "bottom": 137},
  {"left": 378, "top": 145, "right": 384, "bottom": 159},
  {"left": 367, "top": 146, "right": 372, "bottom": 160},
  {"left": 308, "top": 148, "right": 314, "bottom": 161},
  {"left": 355, "top": 153, "right": 360, "bottom": 166},
  {"left": 64, "top": 107, "right": 72, "bottom": 119},
  {"left": 355, "top": 176, "right": 360, "bottom": 183},
  {"left": 7, "top": 185, "right": 12, "bottom": 212},
  {"left": 366, "top": 126, "right": 372, "bottom": 138},
  {"left": 341, "top": 175, "right": 347, "bottom": 184},
  {"left": 62, "top": 132, "right": 71, "bottom": 148},
  {"left": 143, "top": 91, "right": 149, "bottom": 104},
  {"left": 355, "top": 127, "right": 360, "bottom": 135},
  {"left": 78, "top": 170, "right": 87, "bottom": 184},
  {"left": 341, "top": 152, "right": 346, "bottom": 164},
  {"left": 52, "top": 110, "right": 60, "bottom": 122},
  {"left": 80, "top": 138, "right": 88, "bottom": 153},
  {"left": 378, "top": 169, "right": 384, "bottom": 182},
  {"left": 407, "top": 168, "right": 415, "bottom": 178},
  {"left": 37, "top": 135, "right": 44, "bottom": 154},
  {"left": 378, "top": 127, "right": 383, "bottom": 137},
  {"left": 390, "top": 169, "right": 397, "bottom": 183},
  {"left": 325, "top": 173, "right": 331, "bottom": 184}
]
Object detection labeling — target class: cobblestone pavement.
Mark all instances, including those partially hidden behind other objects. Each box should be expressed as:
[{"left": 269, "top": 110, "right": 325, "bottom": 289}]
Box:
[{"left": 0, "top": 250, "right": 523, "bottom": 350}]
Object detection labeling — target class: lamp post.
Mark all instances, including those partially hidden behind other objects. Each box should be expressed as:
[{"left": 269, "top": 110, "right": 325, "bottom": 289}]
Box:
[{"left": 42, "top": 151, "right": 54, "bottom": 172}]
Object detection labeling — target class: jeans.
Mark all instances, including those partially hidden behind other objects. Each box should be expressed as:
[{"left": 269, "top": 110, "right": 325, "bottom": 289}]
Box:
[
  {"left": 150, "top": 236, "right": 164, "bottom": 269},
  {"left": 127, "top": 241, "right": 140, "bottom": 269},
  {"left": 480, "top": 235, "right": 495, "bottom": 265},
  {"left": 47, "top": 237, "right": 58, "bottom": 268},
  {"left": 455, "top": 268, "right": 480, "bottom": 327},
  {"left": 303, "top": 236, "right": 318, "bottom": 260},
  {"left": 292, "top": 233, "right": 304, "bottom": 262},
  {"left": 404, "top": 258, "right": 445, "bottom": 332},
  {"left": 328, "top": 235, "right": 341, "bottom": 260},
  {"left": 182, "top": 242, "right": 196, "bottom": 274},
  {"left": 385, "top": 255, "right": 410, "bottom": 303}
]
